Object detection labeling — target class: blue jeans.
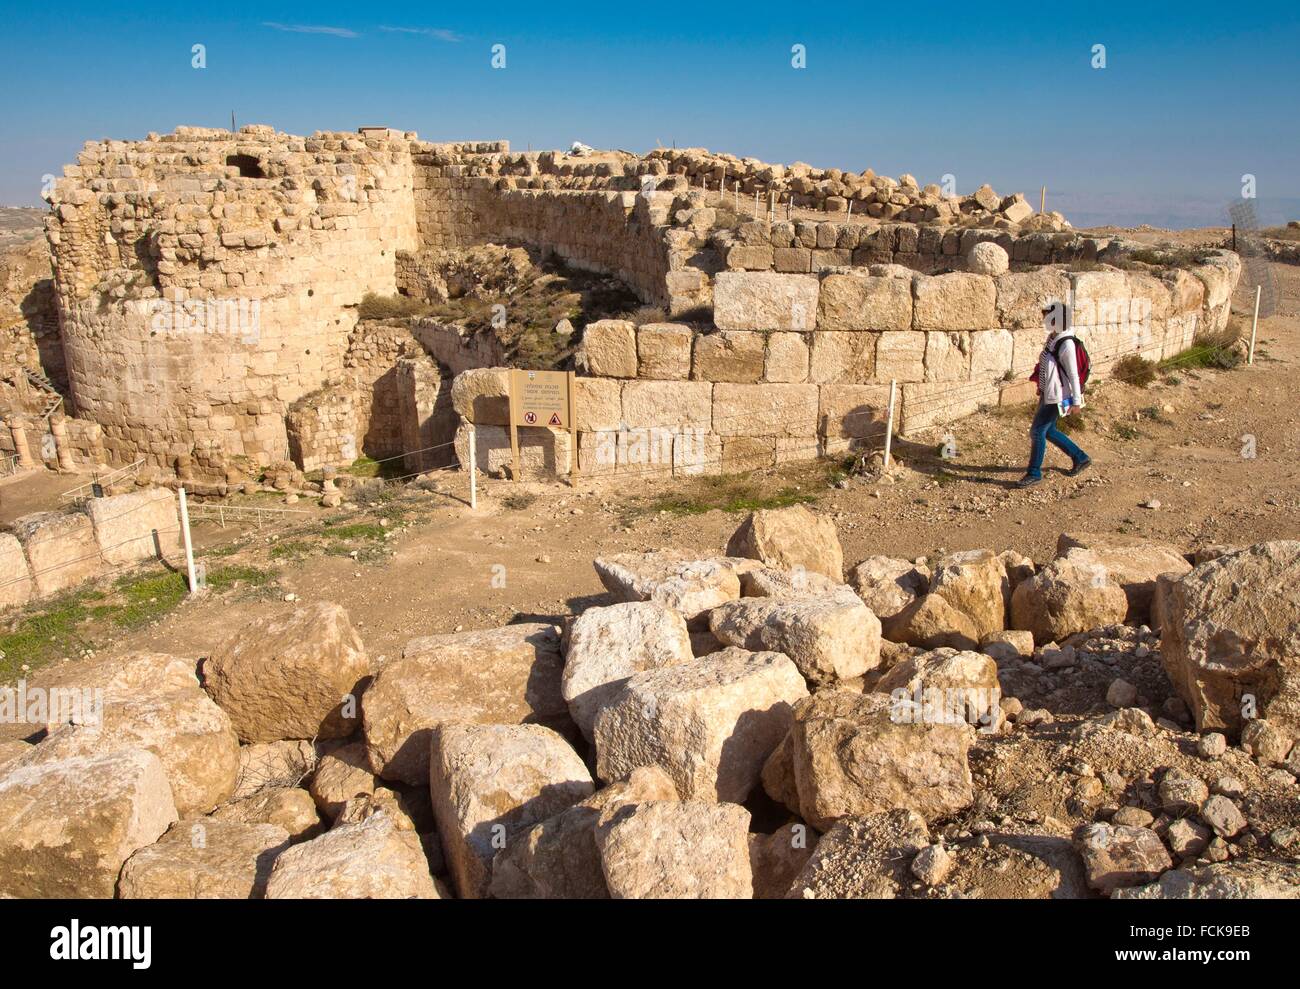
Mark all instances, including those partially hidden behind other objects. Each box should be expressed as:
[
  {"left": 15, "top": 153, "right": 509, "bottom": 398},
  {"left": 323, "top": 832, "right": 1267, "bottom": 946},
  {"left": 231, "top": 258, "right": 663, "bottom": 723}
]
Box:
[{"left": 1027, "top": 404, "right": 1087, "bottom": 479}]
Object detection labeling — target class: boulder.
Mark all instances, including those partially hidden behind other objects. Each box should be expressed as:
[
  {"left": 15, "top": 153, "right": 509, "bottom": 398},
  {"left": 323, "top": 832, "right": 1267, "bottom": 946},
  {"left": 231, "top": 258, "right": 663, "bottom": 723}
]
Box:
[
  {"left": 1010, "top": 549, "right": 1128, "bottom": 644},
  {"left": 593, "top": 551, "right": 741, "bottom": 620},
  {"left": 785, "top": 691, "right": 974, "bottom": 830},
  {"left": 0, "top": 748, "right": 177, "bottom": 897},
  {"left": 561, "top": 602, "right": 693, "bottom": 740},
  {"left": 726, "top": 505, "right": 844, "bottom": 581},
  {"left": 309, "top": 742, "right": 376, "bottom": 819},
  {"left": 118, "top": 820, "right": 291, "bottom": 899},
  {"left": 749, "top": 823, "right": 816, "bottom": 898},
  {"left": 203, "top": 603, "right": 369, "bottom": 743},
  {"left": 593, "top": 648, "right": 808, "bottom": 802},
  {"left": 430, "top": 722, "right": 593, "bottom": 899},
  {"left": 882, "top": 593, "right": 980, "bottom": 651},
  {"left": 1056, "top": 532, "right": 1191, "bottom": 623},
  {"left": 1075, "top": 823, "right": 1172, "bottom": 894},
  {"left": 926, "top": 549, "right": 1010, "bottom": 640},
  {"left": 787, "top": 809, "right": 931, "bottom": 899},
  {"left": 594, "top": 800, "right": 753, "bottom": 898},
  {"left": 489, "top": 766, "right": 678, "bottom": 900},
  {"left": 210, "top": 787, "right": 323, "bottom": 842},
  {"left": 362, "top": 622, "right": 568, "bottom": 785},
  {"left": 1114, "top": 860, "right": 1300, "bottom": 899},
  {"left": 265, "top": 812, "right": 445, "bottom": 899},
  {"left": 876, "top": 647, "right": 1002, "bottom": 728},
  {"left": 1159, "top": 542, "right": 1300, "bottom": 741},
  {"left": 708, "top": 591, "right": 882, "bottom": 685},
  {"left": 967, "top": 242, "right": 1009, "bottom": 276},
  {"left": 848, "top": 556, "right": 930, "bottom": 621}
]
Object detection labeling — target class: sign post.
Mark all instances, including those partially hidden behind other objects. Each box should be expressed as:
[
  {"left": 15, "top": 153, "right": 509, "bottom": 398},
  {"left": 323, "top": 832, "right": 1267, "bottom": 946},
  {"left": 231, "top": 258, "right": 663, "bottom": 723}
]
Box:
[{"left": 508, "top": 369, "right": 578, "bottom": 482}]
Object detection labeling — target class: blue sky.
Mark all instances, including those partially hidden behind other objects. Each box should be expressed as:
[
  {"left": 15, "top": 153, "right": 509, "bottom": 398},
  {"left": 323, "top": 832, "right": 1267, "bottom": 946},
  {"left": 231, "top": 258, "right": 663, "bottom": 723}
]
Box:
[{"left": 3, "top": 1, "right": 1298, "bottom": 227}]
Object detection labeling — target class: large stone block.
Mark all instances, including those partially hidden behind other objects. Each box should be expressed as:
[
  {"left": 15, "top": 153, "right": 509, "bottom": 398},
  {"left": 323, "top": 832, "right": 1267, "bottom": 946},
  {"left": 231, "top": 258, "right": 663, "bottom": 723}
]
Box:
[
  {"left": 913, "top": 273, "right": 998, "bottom": 330},
  {"left": 970, "top": 328, "right": 1015, "bottom": 380},
  {"left": 593, "top": 550, "right": 742, "bottom": 619},
  {"left": 575, "top": 319, "right": 637, "bottom": 378},
  {"left": 712, "top": 383, "right": 819, "bottom": 437},
  {"left": 818, "top": 383, "right": 893, "bottom": 453},
  {"left": 713, "top": 271, "right": 818, "bottom": 331},
  {"left": 0, "top": 533, "right": 34, "bottom": 610},
  {"left": 593, "top": 648, "right": 808, "bottom": 802},
  {"left": 636, "top": 323, "right": 693, "bottom": 380},
  {"left": 573, "top": 376, "right": 622, "bottom": 431},
  {"left": 203, "top": 602, "right": 370, "bottom": 744},
  {"left": 450, "top": 367, "right": 510, "bottom": 425},
  {"left": 84, "top": 487, "right": 180, "bottom": 566},
  {"left": 430, "top": 722, "right": 593, "bottom": 899},
  {"left": 13, "top": 511, "right": 103, "bottom": 598},
  {"left": 362, "top": 622, "right": 569, "bottom": 785},
  {"left": 265, "top": 812, "right": 444, "bottom": 899},
  {"left": 0, "top": 748, "right": 178, "bottom": 898},
  {"left": 808, "top": 331, "right": 877, "bottom": 383},
  {"left": 1056, "top": 532, "right": 1192, "bottom": 624},
  {"left": 995, "top": 270, "right": 1070, "bottom": 328},
  {"left": 924, "top": 331, "right": 972, "bottom": 382},
  {"left": 454, "top": 422, "right": 571, "bottom": 478},
  {"left": 621, "top": 380, "right": 712, "bottom": 430},
  {"left": 817, "top": 273, "right": 913, "bottom": 331},
  {"left": 727, "top": 504, "right": 844, "bottom": 580},
  {"left": 692, "top": 330, "right": 765, "bottom": 383},
  {"left": 765, "top": 332, "right": 810, "bottom": 382},
  {"left": 118, "top": 819, "right": 291, "bottom": 899},
  {"left": 875, "top": 331, "right": 927, "bottom": 382},
  {"left": 1069, "top": 271, "right": 1130, "bottom": 328}
]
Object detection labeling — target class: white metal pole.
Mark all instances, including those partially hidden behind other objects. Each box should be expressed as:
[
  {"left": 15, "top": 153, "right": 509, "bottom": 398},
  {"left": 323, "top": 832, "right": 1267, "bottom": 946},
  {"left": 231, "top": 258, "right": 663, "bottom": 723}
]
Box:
[
  {"left": 1248, "top": 284, "right": 1262, "bottom": 364},
  {"left": 468, "top": 423, "right": 478, "bottom": 509},
  {"left": 178, "top": 486, "right": 198, "bottom": 594},
  {"left": 883, "top": 380, "right": 897, "bottom": 470}
]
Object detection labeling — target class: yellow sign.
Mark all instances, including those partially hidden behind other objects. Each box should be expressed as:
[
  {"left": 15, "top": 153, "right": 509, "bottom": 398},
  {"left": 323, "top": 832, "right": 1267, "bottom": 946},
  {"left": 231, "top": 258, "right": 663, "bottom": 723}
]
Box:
[
  {"left": 507, "top": 368, "right": 578, "bottom": 481},
  {"left": 510, "top": 369, "right": 570, "bottom": 430}
]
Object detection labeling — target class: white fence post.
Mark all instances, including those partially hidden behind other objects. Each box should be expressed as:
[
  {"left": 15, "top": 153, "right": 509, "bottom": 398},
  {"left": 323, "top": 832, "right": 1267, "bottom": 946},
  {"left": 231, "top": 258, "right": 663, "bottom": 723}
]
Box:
[
  {"left": 468, "top": 423, "right": 478, "bottom": 510},
  {"left": 1248, "top": 284, "right": 1262, "bottom": 364},
  {"left": 883, "top": 379, "right": 897, "bottom": 470},
  {"left": 178, "top": 487, "right": 198, "bottom": 595}
]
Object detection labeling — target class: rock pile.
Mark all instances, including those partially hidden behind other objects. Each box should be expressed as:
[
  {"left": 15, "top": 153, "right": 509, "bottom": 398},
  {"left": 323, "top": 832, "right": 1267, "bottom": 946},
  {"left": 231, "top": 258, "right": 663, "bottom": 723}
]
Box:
[{"left": 1, "top": 510, "right": 1296, "bottom": 899}]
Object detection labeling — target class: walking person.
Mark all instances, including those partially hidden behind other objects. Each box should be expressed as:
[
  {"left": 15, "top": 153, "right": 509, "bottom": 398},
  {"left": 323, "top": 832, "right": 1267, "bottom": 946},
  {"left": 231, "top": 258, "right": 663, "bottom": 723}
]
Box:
[{"left": 1016, "top": 301, "right": 1092, "bottom": 488}]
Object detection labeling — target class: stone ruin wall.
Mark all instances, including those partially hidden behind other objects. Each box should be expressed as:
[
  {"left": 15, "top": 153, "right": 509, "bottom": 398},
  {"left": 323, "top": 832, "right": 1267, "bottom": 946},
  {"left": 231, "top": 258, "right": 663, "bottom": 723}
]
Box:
[
  {"left": 449, "top": 235, "right": 1241, "bottom": 479},
  {"left": 33, "top": 124, "right": 1243, "bottom": 481}
]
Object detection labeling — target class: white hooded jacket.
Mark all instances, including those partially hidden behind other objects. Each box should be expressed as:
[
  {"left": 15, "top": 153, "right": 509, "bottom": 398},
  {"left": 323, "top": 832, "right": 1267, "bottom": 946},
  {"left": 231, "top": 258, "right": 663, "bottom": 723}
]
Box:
[{"left": 1038, "top": 333, "right": 1084, "bottom": 408}]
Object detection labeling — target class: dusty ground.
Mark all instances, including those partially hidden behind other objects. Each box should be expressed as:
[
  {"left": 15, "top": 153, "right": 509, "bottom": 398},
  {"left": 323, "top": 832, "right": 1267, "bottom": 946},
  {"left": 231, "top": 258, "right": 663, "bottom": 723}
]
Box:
[{"left": 2, "top": 249, "right": 1296, "bottom": 711}]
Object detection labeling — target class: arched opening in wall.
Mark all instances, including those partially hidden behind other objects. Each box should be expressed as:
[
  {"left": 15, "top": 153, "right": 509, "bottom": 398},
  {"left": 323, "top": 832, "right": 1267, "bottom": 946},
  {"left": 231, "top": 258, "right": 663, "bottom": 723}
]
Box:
[{"left": 226, "top": 154, "right": 265, "bottom": 179}]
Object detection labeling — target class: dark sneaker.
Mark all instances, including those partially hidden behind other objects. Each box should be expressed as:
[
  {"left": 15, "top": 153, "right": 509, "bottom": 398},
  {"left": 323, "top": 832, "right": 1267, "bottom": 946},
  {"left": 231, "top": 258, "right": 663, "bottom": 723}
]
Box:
[
  {"left": 1067, "top": 458, "right": 1092, "bottom": 477},
  {"left": 1015, "top": 474, "right": 1042, "bottom": 489}
]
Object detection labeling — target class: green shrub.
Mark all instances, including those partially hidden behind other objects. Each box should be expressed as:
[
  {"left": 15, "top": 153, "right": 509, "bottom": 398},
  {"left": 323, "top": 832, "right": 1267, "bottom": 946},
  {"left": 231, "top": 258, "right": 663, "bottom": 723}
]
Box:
[{"left": 1113, "top": 355, "right": 1156, "bottom": 387}]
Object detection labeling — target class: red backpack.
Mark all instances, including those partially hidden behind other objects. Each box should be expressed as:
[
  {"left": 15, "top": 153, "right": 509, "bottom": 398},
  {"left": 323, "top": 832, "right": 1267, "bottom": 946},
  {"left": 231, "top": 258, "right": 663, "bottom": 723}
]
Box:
[{"left": 1030, "top": 334, "right": 1091, "bottom": 392}]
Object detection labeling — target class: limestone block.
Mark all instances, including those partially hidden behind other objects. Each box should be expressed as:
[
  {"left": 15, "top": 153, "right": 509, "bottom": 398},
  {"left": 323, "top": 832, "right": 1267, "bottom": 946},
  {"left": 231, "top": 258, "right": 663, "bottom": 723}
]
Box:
[
  {"left": 0, "top": 748, "right": 178, "bottom": 898},
  {"left": 970, "top": 328, "right": 1015, "bottom": 380},
  {"left": 454, "top": 422, "right": 571, "bottom": 478},
  {"left": 995, "top": 269, "right": 1071, "bottom": 329},
  {"left": 621, "top": 380, "right": 712, "bottom": 430},
  {"left": 722, "top": 436, "right": 775, "bottom": 471},
  {"left": 913, "top": 273, "right": 998, "bottom": 330},
  {"left": 593, "top": 648, "right": 808, "bottom": 801},
  {"left": 573, "top": 376, "right": 622, "bottom": 431},
  {"left": 576, "top": 319, "right": 637, "bottom": 378},
  {"left": 713, "top": 272, "right": 818, "bottom": 331},
  {"left": 362, "top": 622, "right": 569, "bottom": 785},
  {"left": 12, "top": 511, "right": 103, "bottom": 598},
  {"left": 636, "top": 323, "right": 693, "bottom": 380},
  {"left": 924, "top": 331, "right": 972, "bottom": 382},
  {"left": 765, "top": 332, "right": 809, "bottom": 382},
  {"left": 712, "top": 383, "right": 819, "bottom": 437},
  {"left": 450, "top": 366, "right": 511, "bottom": 425},
  {"left": 118, "top": 819, "right": 291, "bottom": 899},
  {"left": 430, "top": 722, "right": 593, "bottom": 899},
  {"left": 819, "top": 384, "right": 893, "bottom": 451},
  {"left": 0, "top": 533, "right": 34, "bottom": 610},
  {"left": 809, "top": 331, "right": 877, "bottom": 383},
  {"left": 1070, "top": 271, "right": 1130, "bottom": 328},
  {"left": 265, "top": 812, "right": 443, "bottom": 899},
  {"left": 692, "top": 330, "right": 765, "bottom": 383},
  {"left": 875, "top": 331, "right": 927, "bottom": 382},
  {"left": 817, "top": 274, "right": 912, "bottom": 331},
  {"left": 84, "top": 487, "right": 181, "bottom": 566}
]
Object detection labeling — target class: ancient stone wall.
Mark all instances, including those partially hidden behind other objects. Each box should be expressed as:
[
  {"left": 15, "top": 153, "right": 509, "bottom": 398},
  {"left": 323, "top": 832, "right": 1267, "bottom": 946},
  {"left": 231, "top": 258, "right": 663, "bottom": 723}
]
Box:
[{"left": 450, "top": 249, "right": 1241, "bottom": 478}]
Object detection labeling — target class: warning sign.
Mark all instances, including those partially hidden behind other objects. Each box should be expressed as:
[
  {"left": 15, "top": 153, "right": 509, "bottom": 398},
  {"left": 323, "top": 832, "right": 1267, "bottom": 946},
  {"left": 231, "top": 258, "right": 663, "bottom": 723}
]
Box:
[{"left": 510, "top": 369, "right": 570, "bottom": 430}]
